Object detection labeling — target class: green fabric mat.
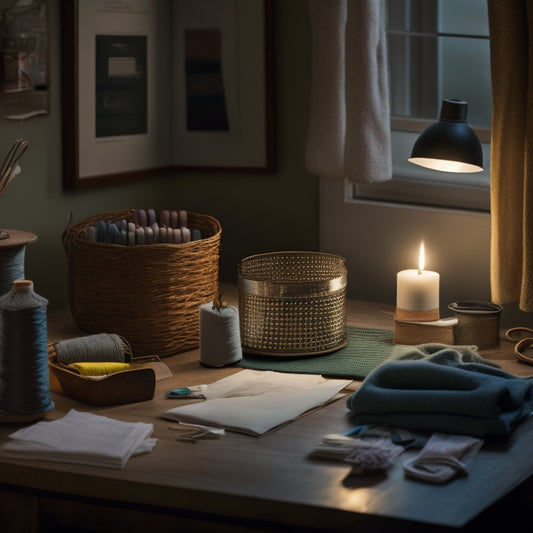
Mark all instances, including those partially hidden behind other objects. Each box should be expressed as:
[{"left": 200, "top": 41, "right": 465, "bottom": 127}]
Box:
[{"left": 238, "top": 326, "right": 395, "bottom": 379}]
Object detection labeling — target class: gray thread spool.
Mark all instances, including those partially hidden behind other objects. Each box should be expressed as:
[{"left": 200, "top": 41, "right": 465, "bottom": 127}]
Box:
[
  {"left": 54, "top": 333, "right": 130, "bottom": 364},
  {"left": 199, "top": 301, "right": 242, "bottom": 367},
  {"left": 0, "top": 280, "right": 53, "bottom": 415}
]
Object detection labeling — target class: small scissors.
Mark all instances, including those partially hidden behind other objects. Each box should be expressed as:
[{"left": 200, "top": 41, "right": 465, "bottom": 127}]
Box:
[{"left": 504, "top": 327, "right": 533, "bottom": 365}]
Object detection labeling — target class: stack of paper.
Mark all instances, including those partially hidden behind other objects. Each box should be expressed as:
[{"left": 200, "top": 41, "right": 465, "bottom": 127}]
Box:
[
  {"left": 2, "top": 409, "right": 156, "bottom": 469},
  {"left": 163, "top": 370, "right": 352, "bottom": 436}
]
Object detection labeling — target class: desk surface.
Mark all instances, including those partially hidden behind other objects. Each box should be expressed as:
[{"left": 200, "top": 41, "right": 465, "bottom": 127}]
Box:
[{"left": 1, "top": 291, "right": 533, "bottom": 532}]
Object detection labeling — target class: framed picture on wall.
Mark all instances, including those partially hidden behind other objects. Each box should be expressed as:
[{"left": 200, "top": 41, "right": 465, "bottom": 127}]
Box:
[{"left": 60, "top": 0, "right": 275, "bottom": 190}]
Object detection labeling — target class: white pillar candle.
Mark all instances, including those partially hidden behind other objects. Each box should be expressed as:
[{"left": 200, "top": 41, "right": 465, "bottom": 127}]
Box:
[
  {"left": 396, "top": 242, "right": 440, "bottom": 315},
  {"left": 396, "top": 268, "right": 440, "bottom": 311}
]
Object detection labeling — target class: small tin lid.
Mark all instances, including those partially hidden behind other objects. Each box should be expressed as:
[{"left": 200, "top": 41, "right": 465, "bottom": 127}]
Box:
[{"left": 448, "top": 301, "right": 503, "bottom": 316}]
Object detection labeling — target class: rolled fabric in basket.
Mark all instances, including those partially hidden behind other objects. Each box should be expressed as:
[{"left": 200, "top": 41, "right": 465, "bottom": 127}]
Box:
[
  {"left": 179, "top": 209, "right": 187, "bottom": 227},
  {"left": 200, "top": 302, "right": 242, "bottom": 367}
]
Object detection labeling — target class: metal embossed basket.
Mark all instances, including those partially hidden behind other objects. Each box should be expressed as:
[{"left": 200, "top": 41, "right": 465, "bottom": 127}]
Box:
[
  {"left": 238, "top": 251, "right": 347, "bottom": 356},
  {"left": 448, "top": 301, "right": 503, "bottom": 349},
  {"left": 63, "top": 209, "right": 221, "bottom": 357}
]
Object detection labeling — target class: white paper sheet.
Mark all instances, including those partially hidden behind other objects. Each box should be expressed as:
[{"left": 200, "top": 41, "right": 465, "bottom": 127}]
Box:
[{"left": 162, "top": 370, "right": 352, "bottom": 436}]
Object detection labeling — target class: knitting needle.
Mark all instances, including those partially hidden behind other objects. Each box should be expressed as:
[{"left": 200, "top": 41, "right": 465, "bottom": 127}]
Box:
[
  {"left": 0, "top": 139, "right": 21, "bottom": 180},
  {"left": 1, "top": 139, "right": 27, "bottom": 181},
  {"left": 168, "top": 424, "right": 221, "bottom": 442},
  {"left": 0, "top": 139, "right": 28, "bottom": 198}
]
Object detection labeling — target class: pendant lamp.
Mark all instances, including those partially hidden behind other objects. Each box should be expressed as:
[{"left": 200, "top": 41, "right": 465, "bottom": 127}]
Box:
[{"left": 408, "top": 98, "right": 483, "bottom": 173}]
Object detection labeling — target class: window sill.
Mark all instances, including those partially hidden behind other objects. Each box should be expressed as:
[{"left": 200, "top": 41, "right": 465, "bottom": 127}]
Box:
[{"left": 352, "top": 176, "right": 490, "bottom": 213}]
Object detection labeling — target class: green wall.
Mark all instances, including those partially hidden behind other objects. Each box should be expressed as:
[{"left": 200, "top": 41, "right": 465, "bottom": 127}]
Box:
[{"left": 0, "top": 0, "right": 318, "bottom": 310}]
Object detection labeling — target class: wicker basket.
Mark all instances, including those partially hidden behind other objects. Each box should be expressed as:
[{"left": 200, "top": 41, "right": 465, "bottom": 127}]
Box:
[
  {"left": 63, "top": 209, "right": 221, "bottom": 356},
  {"left": 238, "top": 251, "right": 347, "bottom": 356}
]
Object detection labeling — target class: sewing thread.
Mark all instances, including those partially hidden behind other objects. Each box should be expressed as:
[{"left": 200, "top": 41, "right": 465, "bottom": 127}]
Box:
[
  {"left": 199, "top": 302, "right": 243, "bottom": 367},
  {"left": 0, "top": 246, "right": 26, "bottom": 296},
  {"left": 0, "top": 280, "right": 53, "bottom": 415},
  {"left": 68, "top": 362, "right": 130, "bottom": 376},
  {"left": 54, "top": 333, "right": 129, "bottom": 364}
]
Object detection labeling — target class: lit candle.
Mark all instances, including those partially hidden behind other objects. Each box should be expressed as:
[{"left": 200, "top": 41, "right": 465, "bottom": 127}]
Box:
[{"left": 396, "top": 242, "right": 440, "bottom": 322}]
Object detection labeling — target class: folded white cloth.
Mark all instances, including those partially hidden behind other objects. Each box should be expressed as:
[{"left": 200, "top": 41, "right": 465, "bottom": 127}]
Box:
[
  {"left": 163, "top": 370, "right": 352, "bottom": 436},
  {"left": 2, "top": 409, "right": 156, "bottom": 469}
]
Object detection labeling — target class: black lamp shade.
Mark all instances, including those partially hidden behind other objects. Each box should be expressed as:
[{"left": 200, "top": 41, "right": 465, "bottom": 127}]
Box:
[{"left": 408, "top": 99, "right": 483, "bottom": 173}]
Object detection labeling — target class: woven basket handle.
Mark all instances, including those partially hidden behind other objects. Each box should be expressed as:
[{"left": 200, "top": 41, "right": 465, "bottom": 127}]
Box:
[{"left": 62, "top": 212, "right": 74, "bottom": 252}]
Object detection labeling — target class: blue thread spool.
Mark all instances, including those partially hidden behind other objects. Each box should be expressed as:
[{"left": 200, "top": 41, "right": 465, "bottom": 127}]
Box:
[
  {"left": 0, "top": 229, "right": 37, "bottom": 296},
  {"left": 0, "top": 279, "right": 53, "bottom": 421}
]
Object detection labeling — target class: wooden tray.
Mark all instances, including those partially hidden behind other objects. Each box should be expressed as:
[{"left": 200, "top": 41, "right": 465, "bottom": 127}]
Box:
[{"left": 49, "top": 357, "right": 156, "bottom": 407}]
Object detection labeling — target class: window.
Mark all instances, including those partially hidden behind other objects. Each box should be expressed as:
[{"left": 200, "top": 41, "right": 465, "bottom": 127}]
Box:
[{"left": 353, "top": 0, "right": 491, "bottom": 212}]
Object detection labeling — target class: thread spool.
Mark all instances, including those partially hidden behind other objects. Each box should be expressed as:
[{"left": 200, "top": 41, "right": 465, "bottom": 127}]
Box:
[
  {"left": 0, "top": 230, "right": 37, "bottom": 296},
  {"left": 0, "top": 279, "right": 53, "bottom": 419},
  {"left": 53, "top": 333, "right": 131, "bottom": 365},
  {"left": 200, "top": 301, "right": 243, "bottom": 367}
]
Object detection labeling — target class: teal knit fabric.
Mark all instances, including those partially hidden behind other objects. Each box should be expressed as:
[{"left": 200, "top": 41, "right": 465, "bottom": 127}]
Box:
[
  {"left": 347, "top": 348, "right": 533, "bottom": 437},
  {"left": 238, "top": 326, "right": 395, "bottom": 379}
]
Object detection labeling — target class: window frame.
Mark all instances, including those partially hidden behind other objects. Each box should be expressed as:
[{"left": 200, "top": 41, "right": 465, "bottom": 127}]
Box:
[{"left": 352, "top": 0, "right": 491, "bottom": 213}]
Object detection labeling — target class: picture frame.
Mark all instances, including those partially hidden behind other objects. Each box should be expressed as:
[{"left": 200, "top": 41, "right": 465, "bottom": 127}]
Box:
[
  {"left": 0, "top": 2, "right": 49, "bottom": 121},
  {"left": 60, "top": 0, "right": 275, "bottom": 190}
]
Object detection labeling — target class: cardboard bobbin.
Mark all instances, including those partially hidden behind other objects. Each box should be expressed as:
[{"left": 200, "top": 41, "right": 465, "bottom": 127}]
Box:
[
  {"left": 394, "top": 307, "right": 458, "bottom": 345},
  {"left": 393, "top": 318, "right": 456, "bottom": 345},
  {"left": 395, "top": 307, "right": 440, "bottom": 323}
]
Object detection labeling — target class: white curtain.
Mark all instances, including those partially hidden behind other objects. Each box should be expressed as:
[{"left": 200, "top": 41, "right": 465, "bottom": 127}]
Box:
[{"left": 305, "top": 0, "right": 392, "bottom": 184}]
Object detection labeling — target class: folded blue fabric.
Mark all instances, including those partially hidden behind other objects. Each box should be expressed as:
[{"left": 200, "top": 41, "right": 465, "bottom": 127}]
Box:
[{"left": 347, "top": 347, "right": 533, "bottom": 437}]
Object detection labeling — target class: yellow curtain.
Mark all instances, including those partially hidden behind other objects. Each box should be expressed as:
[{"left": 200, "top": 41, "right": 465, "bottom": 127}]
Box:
[{"left": 488, "top": 0, "right": 533, "bottom": 312}]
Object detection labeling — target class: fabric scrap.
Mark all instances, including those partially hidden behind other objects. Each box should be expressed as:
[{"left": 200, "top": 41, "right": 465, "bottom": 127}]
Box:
[
  {"left": 2, "top": 409, "right": 155, "bottom": 469},
  {"left": 404, "top": 433, "right": 483, "bottom": 484}
]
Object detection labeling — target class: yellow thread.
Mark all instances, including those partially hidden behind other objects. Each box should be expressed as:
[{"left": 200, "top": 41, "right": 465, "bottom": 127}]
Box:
[{"left": 68, "top": 362, "right": 130, "bottom": 376}]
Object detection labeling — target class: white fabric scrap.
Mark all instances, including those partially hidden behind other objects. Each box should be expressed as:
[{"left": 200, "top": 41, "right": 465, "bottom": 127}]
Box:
[
  {"left": 310, "top": 433, "right": 360, "bottom": 461},
  {"left": 163, "top": 370, "right": 352, "bottom": 436},
  {"left": 403, "top": 433, "right": 483, "bottom": 483},
  {"left": 344, "top": 438, "right": 404, "bottom": 473},
  {"left": 310, "top": 433, "right": 405, "bottom": 472},
  {"left": 2, "top": 409, "right": 156, "bottom": 469}
]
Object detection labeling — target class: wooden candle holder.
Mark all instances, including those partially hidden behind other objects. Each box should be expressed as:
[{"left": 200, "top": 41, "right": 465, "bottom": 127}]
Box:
[
  {"left": 395, "top": 307, "right": 440, "bottom": 322},
  {"left": 393, "top": 317, "right": 457, "bottom": 345}
]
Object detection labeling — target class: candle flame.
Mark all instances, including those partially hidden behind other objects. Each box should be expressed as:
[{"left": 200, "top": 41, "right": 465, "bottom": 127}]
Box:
[{"left": 418, "top": 242, "right": 425, "bottom": 275}]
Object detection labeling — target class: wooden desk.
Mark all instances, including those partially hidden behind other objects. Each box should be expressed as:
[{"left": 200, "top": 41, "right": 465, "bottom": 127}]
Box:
[{"left": 1, "top": 295, "right": 533, "bottom": 533}]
